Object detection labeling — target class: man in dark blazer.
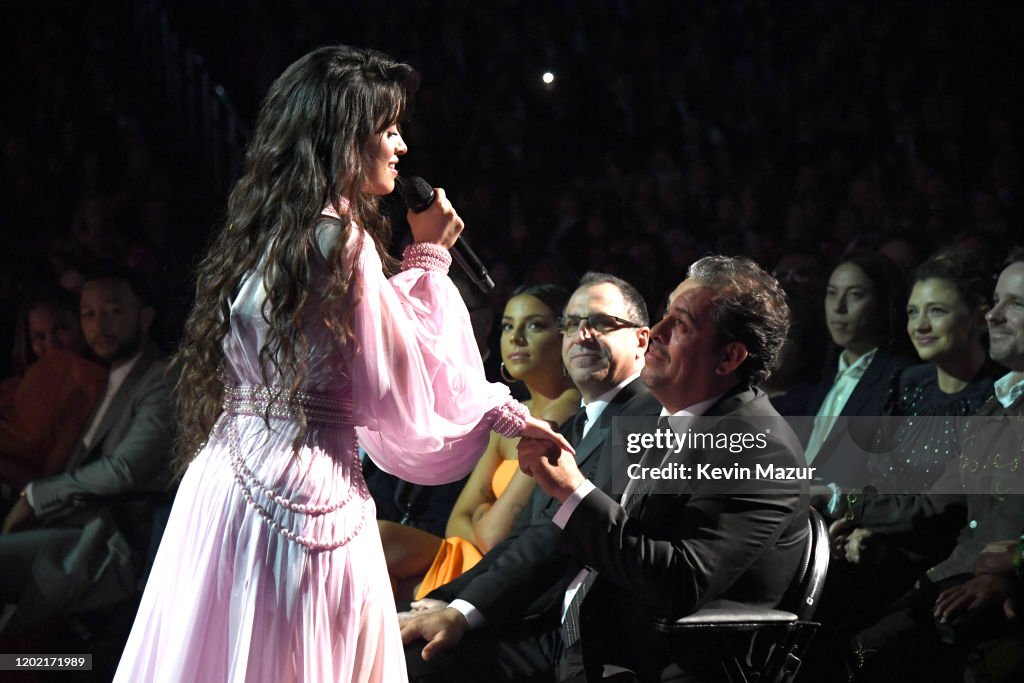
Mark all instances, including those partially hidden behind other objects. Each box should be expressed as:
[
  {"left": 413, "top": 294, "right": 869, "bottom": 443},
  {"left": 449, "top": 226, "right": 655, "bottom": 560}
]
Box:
[
  {"left": 402, "top": 272, "right": 657, "bottom": 680},
  {"left": 802, "top": 347, "right": 913, "bottom": 491},
  {"left": 0, "top": 271, "right": 172, "bottom": 635},
  {"left": 517, "top": 256, "right": 808, "bottom": 681}
]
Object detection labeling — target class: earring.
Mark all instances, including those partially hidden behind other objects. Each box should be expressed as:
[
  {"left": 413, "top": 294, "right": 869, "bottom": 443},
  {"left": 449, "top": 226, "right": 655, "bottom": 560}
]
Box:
[{"left": 500, "top": 362, "right": 517, "bottom": 383}]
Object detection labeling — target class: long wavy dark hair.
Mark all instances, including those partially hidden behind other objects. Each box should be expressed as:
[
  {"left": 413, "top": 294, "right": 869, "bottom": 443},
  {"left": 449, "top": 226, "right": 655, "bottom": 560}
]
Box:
[{"left": 173, "top": 46, "right": 419, "bottom": 472}]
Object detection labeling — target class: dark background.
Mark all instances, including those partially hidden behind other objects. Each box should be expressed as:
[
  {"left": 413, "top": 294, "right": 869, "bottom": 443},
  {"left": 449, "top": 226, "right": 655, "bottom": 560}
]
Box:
[{"left": 1, "top": 0, "right": 1021, "bottom": 371}]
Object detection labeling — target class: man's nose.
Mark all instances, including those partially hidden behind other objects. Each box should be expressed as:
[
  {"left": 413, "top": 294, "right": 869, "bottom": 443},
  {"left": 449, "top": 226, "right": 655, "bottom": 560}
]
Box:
[{"left": 986, "top": 302, "right": 1005, "bottom": 324}]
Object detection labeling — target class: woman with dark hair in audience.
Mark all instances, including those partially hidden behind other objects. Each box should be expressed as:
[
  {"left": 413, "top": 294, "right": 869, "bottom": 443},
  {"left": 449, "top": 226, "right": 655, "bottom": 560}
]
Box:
[
  {"left": 0, "top": 288, "right": 106, "bottom": 490},
  {"left": 804, "top": 251, "right": 915, "bottom": 501},
  {"left": 866, "top": 251, "right": 1000, "bottom": 492},
  {"left": 379, "top": 283, "right": 579, "bottom": 599}
]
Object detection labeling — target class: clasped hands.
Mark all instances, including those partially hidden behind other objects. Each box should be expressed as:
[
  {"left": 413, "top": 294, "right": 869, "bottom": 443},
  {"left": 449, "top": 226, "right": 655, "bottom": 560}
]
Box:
[
  {"left": 515, "top": 435, "right": 584, "bottom": 504},
  {"left": 829, "top": 520, "right": 1022, "bottom": 625}
]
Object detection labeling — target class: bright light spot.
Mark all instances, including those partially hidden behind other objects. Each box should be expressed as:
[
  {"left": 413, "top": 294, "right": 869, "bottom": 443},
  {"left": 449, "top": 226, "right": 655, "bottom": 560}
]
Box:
[{"left": 542, "top": 72, "right": 555, "bottom": 84}]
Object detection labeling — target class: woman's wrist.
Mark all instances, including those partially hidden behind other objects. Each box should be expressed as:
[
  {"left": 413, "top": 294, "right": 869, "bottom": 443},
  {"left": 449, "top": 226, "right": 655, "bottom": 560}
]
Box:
[
  {"left": 402, "top": 243, "right": 451, "bottom": 273},
  {"left": 491, "top": 400, "right": 529, "bottom": 438}
]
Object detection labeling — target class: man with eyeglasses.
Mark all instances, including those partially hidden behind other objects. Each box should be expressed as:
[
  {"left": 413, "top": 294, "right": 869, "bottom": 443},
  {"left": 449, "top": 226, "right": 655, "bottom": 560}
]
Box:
[
  {"left": 402, "top": 272, "right": 659, "bottom": 681},
  {"left": 516, "top": 256, "right": 808, "bottom": 681}
]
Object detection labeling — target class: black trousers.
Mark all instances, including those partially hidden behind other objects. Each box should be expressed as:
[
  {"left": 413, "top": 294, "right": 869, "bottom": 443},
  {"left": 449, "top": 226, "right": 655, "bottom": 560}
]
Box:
[{"left": 850, "top": 575, "right": 976, "bottom": 683}]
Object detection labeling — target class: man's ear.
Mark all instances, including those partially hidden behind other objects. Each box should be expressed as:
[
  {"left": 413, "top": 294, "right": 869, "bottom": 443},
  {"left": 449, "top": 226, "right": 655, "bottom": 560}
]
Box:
[
  {"left": 635, "top": 327, "right": 651, "bottom": 357},
  {"left": 716, "top": 341, "right": 748, "bottom": 376}
]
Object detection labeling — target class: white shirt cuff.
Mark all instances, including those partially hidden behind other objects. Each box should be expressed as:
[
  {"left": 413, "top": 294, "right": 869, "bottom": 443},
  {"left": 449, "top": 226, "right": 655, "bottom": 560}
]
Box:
[
  {"left": 23, "top": 482, "right": 35, "bottom": 510},
  {"left": 448, "top": 599, "right": 486, "bottom": 630},
  {"left": 552, "top": 479, "right": 596, "bottom": 529}
]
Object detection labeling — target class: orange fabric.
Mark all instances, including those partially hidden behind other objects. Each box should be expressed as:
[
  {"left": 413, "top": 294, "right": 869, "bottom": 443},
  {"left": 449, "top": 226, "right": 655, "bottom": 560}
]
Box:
[
  {"left": 414, "top": 458, "right": 521, "bottom": 599},
  {"left": 489, "top": 458, "right": 519, "bottom": 498},
  {"left": 414, "top": 537, "right": 484, "bottom": 600},
  {"left": 0, "top": 350, "right": 107, "bottom": 487}
]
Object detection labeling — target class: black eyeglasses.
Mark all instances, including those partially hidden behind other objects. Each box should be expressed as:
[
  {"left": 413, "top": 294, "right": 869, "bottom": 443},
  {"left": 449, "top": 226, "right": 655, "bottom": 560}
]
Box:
[{"left": 557, "top": 314, "right": 641, "bottom": 336}]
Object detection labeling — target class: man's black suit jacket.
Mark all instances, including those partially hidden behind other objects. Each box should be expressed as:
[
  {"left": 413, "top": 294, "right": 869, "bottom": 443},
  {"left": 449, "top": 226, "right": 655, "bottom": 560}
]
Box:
[
  {"left": 561, "top": 386, "right": 810, "bottom": 678},
  {"left": 427, "top": 377, "right": 659, "bottom": 623},
  {"left": 804, "top": 348, "right": 914, "bottom": 488}
]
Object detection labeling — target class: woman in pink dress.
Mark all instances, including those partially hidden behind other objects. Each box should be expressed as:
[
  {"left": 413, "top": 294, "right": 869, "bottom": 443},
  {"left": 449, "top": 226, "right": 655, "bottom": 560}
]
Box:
[{"left": 114, "top": 45, "right": 569, "bottom": 683}]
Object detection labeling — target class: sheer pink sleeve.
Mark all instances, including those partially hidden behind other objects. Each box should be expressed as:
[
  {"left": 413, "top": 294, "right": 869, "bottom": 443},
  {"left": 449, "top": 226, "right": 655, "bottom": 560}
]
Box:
[{"left": 344, "top": 227, "right": 526, "bottom": 485}]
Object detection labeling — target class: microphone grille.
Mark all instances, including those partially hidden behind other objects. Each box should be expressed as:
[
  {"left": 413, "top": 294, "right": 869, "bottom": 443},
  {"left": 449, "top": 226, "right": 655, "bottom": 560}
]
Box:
[{"left": 397, "top": 176, "right": 435, "bottom": 213}]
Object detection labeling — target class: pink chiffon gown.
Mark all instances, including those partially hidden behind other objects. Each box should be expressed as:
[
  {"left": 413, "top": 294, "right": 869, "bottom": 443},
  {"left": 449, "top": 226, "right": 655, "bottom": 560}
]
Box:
[{"left": 113, "top": 215, "right": 523, "bottom": 683}]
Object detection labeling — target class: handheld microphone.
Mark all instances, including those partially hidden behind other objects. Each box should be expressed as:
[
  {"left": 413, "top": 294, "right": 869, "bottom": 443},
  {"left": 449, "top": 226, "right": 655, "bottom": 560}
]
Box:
[{"left": 397, "top": 176, "right": 495, "bottom": 293}]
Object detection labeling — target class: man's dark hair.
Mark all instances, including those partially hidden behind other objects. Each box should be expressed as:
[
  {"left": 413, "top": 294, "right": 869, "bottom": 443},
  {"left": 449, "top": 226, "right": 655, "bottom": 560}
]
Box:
[
  {"left": 1005, "top": 246, "right": 1024, "bottom": 268},
  {"left": 578, "top": 272, "right": 650, "bottom": 326},
  {"left": 687, "top": 255, "right": 791, "bottom": 385},
  {"left": 80, "top": 262, "right": 154, "bottom": 307}
]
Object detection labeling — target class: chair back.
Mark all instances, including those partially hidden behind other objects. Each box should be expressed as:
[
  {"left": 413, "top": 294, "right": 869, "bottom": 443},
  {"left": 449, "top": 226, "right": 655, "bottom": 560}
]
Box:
[{"left": 779, "top": 506, "right": 830, "bottom": 622}]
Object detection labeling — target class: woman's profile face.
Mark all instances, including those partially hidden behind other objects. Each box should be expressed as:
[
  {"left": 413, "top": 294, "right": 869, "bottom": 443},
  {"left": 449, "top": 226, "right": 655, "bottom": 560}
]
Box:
[
  {"left": 28, "top": 304, "right": 82, "bottom": 361},
  {"left": 906, "top": 277, "right": 979, "bottom": 364},
  {"left": 825, "top": 262, "right": 881, "bottom": 354},
  {"left": 500, "top": 294, "right": 564, "bottom": 383},
  {"left": 362, "top": 124, "right": 408, "bottom": 195}
]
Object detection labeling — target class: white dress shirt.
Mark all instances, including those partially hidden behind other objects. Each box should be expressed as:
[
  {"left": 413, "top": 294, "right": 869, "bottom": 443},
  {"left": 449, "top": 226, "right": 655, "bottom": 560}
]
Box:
[
  {"left": 803, "top": 348, "right": 877, "bottom": 465},
  {"left": 554, "top": 393, "right": 722, "bottom": 621}
]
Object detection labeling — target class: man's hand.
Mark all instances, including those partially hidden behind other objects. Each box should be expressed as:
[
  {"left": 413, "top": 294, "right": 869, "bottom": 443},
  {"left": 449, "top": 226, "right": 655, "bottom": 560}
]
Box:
[
  {"left": 1, "top": 496, "right": 34, "bottom": 535},
  {"left": 397, "top": 598, "right": 449, "bottom": 624},
  {"left": 934, "top": 574, "right": 1019, "bottom": 624},
  {"left": 973, "top": 540, "right": 1019, "bottom": 576},
  {"left": 519, "top": 415, "right": 575, "bottom": 455},
  {"left": 400, "top": 607, "right": 469, "bottom": 661},
  {"left": 517, "top": 437, "right": 584, "bottom": 502},
  {"left": 827, "top": 517, "right": 858, "bottom": 561},
  {"left": 842, "top": 527, "right": 875, "bottom": 564}
]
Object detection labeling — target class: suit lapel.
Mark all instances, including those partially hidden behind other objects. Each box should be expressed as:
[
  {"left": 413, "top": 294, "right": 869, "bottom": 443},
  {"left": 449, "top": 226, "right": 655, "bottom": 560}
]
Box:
[
  {"left": 576, "top": 377, "right": 648, "bottom": 469},
  {"left": 814, "top": 351, "right": 891, "bottom": 468},
  {"left": 624, "top": 388, "right": 758, "bottom": 515},
  {"left": 65, "top": 345, "right": 156, "bottom": 471},
  {"left": 839, "top": 350, "right": 886, "bottom": 418}
]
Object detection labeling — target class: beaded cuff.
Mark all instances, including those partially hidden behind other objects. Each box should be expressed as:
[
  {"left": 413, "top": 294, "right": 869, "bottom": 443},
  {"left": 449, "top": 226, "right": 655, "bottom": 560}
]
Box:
[
  {"left": 491, "top": 399, "right": 529, "bottom": 438},
  {"left": 402, "top": 243, "right": 452, "bottom": 273}
]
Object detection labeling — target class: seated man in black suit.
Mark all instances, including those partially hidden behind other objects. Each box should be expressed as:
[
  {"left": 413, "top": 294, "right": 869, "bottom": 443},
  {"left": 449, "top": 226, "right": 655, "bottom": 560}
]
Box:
[
  {"left": 404, "top": 258, "right": 809, "bottom": 681},
  {"left": 401, "top": 271, "right": 656, "bottom": 680},
  {"left": 0, "top": 270, "right": 172, "bottom": 635}
]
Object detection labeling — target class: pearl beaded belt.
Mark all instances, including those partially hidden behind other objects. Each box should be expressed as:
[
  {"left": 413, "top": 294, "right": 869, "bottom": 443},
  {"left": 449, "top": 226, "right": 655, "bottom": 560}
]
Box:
[
  {"left": 223, "top": 384, "right": 353, "bottom": 428},
  {"left": 221, "top": 384, "right": 368, "bottom": 551}
]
